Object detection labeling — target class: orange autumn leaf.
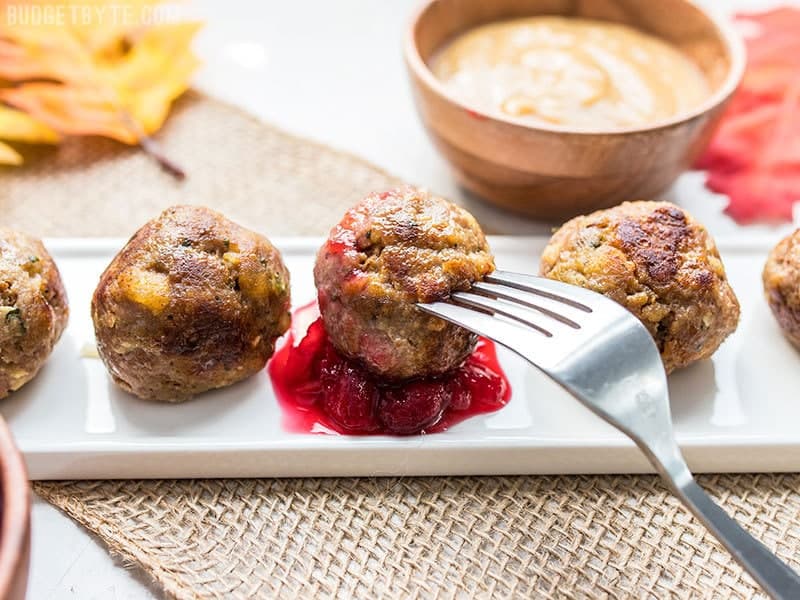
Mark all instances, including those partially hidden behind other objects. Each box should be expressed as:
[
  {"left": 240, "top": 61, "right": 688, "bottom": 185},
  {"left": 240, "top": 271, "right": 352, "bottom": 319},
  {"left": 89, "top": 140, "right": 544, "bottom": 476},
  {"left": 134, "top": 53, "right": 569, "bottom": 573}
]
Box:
[
  {"left": 2, "top": 84, "right": 139, "bottom": 142},
  {"left": 0, "top": 1, "right": 200, "bottom": 174},
  {"left": 0, "top": 0, "right": 168, "bottom": 82},
  {"left": 0, "top": 28, "right": 92, "bottom": 82},
  {"left": 2, "top": 22, "right": 202, "bottom": 143}
]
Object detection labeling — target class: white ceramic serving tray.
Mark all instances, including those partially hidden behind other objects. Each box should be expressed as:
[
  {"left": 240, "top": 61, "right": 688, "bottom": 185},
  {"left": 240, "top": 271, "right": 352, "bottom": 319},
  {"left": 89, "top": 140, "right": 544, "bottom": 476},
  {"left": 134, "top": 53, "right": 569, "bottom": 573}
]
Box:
[{"left": 3, "top": 236, "right": 798, "bottom": 480}]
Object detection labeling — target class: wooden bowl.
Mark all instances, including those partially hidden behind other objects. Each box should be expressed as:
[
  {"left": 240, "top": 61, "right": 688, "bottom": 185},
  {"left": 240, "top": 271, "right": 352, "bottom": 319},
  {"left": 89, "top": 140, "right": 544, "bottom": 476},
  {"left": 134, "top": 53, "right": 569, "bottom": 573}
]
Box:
[
  {"left": 404, "top": 0, "right": 745, "bottom": 221},
  {"left": 0, "top": 417, "right": 30, "bottom": 600}
]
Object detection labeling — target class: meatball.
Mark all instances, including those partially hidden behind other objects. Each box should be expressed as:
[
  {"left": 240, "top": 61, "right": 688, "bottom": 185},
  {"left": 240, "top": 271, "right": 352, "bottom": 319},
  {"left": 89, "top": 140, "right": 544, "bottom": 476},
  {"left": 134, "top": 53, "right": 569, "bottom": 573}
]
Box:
[
  {"left": 92, "top": 206, "right": 291, "bottom": 402},
  {"left": 540, "top": 201, "right": 739, "bottom": 373},
  {"left": 314, "top": 187, "right": 495, "bottom": 380},
  {"left": 763, "top": 229, "right": 800, "bottom": 348},
  {"left": 0, "top": 229, "right": 69, "bottom": 399}
]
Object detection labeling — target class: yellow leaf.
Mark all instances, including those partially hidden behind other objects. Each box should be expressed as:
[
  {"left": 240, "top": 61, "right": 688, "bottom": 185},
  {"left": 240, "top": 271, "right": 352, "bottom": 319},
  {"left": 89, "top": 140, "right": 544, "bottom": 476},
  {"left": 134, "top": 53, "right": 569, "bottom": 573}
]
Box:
[
  {"left": 103, "top": 22, "right": 202, "bottom": 92},
  {"left": 65, "top": 0, "right": 169, "bottom": 55},
  {"left": 0, "top": 105, "right": 59, "bottom": 143},
  {"left": 108, "top": 23, "right": 202, "bottom": 134},
  {"left": 127, "top": 54, "right": 200, "bottom": 133},
  {"left": 0, "top": 140, "right": 22, "bottom": 165}
]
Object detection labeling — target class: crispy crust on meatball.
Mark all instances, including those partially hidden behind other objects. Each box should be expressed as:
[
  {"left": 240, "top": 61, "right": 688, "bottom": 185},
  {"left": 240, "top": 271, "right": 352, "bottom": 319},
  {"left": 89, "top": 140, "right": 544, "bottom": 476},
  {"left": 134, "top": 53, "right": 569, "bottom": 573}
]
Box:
[
  {"left": 92, "top": 205, "right": 291, "bottom": 402},
  {"left": 540, "top": 201, "right": 739, "bottom": 373},
  {"left": 314, "top": 187, "right": 495, "bottom": 380},
  {"left": 0, "top": 229, "right": 69, "bottom": 399},
  {"left": 763, "top": 229, "right": 800, "bottom": 348}
]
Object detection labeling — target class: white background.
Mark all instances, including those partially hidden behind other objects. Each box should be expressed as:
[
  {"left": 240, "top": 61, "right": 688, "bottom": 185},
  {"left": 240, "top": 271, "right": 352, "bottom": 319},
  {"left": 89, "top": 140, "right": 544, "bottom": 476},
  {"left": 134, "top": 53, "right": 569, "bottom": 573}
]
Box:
[{"left": 27, "top": 0, "right": 793, "bottom": 598}]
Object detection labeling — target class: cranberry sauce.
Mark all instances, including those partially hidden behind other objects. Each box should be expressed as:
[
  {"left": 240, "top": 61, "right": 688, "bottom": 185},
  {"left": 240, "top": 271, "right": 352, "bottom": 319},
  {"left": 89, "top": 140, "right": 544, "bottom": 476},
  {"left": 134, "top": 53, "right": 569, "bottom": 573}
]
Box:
[{"left": 268, "top": 302, "right": 511, "bottom": 435}]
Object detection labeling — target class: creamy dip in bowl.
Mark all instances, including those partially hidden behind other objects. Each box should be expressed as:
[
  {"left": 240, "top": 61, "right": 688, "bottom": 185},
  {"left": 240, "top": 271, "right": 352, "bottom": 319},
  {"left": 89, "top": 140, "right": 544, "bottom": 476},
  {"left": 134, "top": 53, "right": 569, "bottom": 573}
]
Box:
[
  {"left": 404, "top": 0, "right": 745, "bottom": 220},
  {"left": 431, "top": 16, "right": 710, "bottom": 131}
]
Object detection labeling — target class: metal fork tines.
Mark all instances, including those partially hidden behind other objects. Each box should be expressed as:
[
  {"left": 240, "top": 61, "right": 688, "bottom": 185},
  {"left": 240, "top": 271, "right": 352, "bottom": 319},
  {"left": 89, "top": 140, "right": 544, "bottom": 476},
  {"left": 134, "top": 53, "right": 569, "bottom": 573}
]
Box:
[{"left": 419, "top": 270, "right": 800, "bottom": 600}]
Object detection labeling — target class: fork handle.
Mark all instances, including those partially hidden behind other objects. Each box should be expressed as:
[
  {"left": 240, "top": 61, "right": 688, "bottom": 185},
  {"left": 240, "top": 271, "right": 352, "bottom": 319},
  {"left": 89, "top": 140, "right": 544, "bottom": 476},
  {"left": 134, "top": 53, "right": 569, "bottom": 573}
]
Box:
[{"left": 669, "top": 476, "right": 800, "bottom": 599}]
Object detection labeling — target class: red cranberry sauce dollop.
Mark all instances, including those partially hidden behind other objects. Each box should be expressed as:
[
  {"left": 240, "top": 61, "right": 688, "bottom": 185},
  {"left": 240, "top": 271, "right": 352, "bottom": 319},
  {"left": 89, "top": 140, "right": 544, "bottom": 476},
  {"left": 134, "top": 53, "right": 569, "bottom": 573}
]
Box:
[{"left": 268, "top": 302, "right": 511, "bottom": 435}]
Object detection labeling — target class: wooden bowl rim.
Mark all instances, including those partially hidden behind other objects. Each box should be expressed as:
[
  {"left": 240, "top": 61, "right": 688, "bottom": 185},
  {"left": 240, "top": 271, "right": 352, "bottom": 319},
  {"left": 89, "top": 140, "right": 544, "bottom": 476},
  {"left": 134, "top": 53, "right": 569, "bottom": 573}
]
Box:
[
  {"left": 404, "top": 0, "right": 746, "bottom": 136},
  {"left": 0, "top": 417, "right": 29, "bottom": 598}
]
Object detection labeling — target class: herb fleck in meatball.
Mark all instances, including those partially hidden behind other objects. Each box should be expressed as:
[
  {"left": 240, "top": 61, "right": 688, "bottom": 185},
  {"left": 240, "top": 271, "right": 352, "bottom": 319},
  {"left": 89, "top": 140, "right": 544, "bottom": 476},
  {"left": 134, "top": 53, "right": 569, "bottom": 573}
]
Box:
[
  {"left": 0, "top": 229, "right": 69, "bottom": 399},
  {"left": 763, "top": 229, "right": 800, "bottom": 349},
  {"left": 92, "top": 206, "right": 291, "bottom": 402},
  {"left": 540, "top": 201, "right": 739, "bottom": 373},
  {"left": 314, "top": 187, "right": 495, "bottom": 380}
]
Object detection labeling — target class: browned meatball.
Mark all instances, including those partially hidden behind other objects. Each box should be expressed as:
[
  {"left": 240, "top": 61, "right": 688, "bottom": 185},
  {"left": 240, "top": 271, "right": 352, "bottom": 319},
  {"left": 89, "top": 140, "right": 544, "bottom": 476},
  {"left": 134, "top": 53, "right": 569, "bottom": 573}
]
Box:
[
  {"left": 314, "top": 187, "right": 495, "bottom": 380},
  {"left": 540, "top": 201, "right": 739, "bottom": 373},
  {"left": 0, "top": 229, "right": 69, "bottom": 399},
  {"left": 92, "top": 206, "right": 291, "bottom": 402},
  {"left": 763, "top": 229, "right": 800, "bottom": 348}
]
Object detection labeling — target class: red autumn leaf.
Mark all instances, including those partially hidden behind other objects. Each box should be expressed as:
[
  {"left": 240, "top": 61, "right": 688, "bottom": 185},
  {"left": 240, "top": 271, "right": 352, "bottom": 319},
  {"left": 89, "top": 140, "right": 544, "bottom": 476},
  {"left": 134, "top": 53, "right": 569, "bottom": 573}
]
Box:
[{"left": 696, "top": 8, "right": 800, "bottom": 223}]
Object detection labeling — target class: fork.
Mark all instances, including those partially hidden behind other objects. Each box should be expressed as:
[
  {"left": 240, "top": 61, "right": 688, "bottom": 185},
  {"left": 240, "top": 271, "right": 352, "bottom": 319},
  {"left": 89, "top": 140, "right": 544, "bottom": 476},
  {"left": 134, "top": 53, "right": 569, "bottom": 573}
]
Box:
[{"left": 418, "top": 271, "right": 800, "bottom": 599}]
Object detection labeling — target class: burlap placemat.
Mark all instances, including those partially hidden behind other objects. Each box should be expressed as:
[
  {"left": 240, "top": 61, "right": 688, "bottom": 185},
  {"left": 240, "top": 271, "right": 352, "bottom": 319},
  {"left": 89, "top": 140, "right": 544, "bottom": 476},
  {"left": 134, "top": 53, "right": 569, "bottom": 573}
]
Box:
[
  {"left": 1, "top": 91, "right": 401, "bottom": 237},
  {"left": 3, "top": 93, "right": 798, "bottom": 599}
]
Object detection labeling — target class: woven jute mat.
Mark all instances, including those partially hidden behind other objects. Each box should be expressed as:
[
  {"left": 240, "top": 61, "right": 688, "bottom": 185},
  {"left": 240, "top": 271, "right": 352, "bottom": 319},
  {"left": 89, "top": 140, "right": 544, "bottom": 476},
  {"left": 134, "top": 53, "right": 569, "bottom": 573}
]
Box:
[
  {"left": 0, "top": 91, "right": 400, "bottom": 238},
  {"left": 3, "top": 92, "right": 799, "bottom": 599}
]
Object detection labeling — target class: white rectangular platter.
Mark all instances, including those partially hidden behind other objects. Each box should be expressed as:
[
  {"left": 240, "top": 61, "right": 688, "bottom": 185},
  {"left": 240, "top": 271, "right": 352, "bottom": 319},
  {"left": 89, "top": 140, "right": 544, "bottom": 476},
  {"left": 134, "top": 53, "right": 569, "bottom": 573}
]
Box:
[{"left": 3, "top": 236, "right": 799, "bottom": 480}]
